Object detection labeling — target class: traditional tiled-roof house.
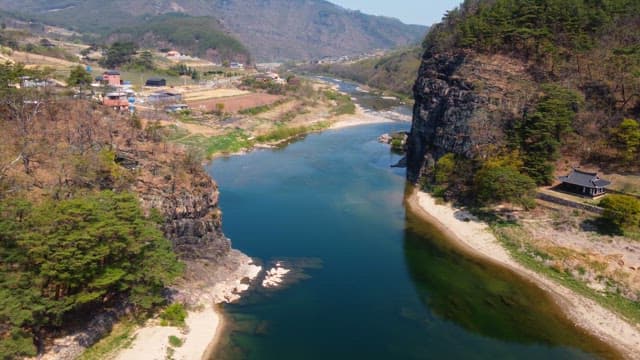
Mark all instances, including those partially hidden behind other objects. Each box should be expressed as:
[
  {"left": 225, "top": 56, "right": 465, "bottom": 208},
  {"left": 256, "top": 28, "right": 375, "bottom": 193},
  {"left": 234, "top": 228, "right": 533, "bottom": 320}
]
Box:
[{"left": 558, "top": 169, "right": 611, "bottom": 197}]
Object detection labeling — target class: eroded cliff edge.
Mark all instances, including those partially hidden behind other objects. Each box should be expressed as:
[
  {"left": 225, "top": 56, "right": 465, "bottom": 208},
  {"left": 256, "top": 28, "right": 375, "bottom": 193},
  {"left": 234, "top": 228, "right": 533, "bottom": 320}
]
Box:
[{"left": 407, "top": 50, "right": 535, "bottom": 183}]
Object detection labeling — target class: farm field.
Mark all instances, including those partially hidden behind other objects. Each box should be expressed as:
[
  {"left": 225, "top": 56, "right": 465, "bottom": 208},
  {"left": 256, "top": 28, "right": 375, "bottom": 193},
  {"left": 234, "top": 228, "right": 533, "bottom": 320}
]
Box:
[
  {"left": 188, "top": 93, "right": 283, "bottom": 113},
  {"left": 182, "top": 88, "right": 249, "bottom": 102}
]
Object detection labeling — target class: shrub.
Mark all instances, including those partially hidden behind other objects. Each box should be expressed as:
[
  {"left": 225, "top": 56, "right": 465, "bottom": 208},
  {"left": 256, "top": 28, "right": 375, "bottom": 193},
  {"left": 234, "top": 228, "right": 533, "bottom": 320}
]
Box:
[
  {"left": 474, "top": 165, "right": 537, "bottom": 208},
  {"left": 168, "top": 335, "right": 183, "bottom": 347},
  {"left": 160, "top": 303, "right": 187, "bottom": 327},
  {"left": 600, "top": 194, "right": 640, "bottom": 233},
  {"left": 434, "top": 153, "right": 456, "bottom": 185}
]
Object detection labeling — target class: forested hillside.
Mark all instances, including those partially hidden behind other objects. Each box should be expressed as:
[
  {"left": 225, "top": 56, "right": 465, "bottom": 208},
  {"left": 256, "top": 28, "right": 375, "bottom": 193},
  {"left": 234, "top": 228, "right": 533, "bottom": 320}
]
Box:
[
  {"left": 0, "top": 63, "right": 225, "bottom": 358},
  {"left": 408, "top": 0, "right": 640, "bottom": 205},
  {"left": 106, "top": 14, "right": 251, "bottom": 64},
  {"left": 0, "top": 0, "right": 427, "bottom": 61},
  {"left": 299, "top": 46, "right": 423, "bottom": 97}
]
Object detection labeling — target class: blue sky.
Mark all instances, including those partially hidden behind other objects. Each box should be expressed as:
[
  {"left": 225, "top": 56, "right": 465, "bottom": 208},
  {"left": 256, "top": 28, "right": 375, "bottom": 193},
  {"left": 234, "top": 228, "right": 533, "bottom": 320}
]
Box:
[{"left": 329, "top": 0, "right": 462, "bottom": 26}]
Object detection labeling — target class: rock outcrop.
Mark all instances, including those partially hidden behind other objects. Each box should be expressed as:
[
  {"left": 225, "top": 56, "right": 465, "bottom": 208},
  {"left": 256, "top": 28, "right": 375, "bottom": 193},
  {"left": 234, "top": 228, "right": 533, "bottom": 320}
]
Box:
[
  {"left": 112, "top": 147, "right": 232, "bottom": 264},
  {"left": 407, "top": 50, "right": 535, "bottom": 183},
  {"left": 137, "top": 175, "right": 230, "bottom": 262}
]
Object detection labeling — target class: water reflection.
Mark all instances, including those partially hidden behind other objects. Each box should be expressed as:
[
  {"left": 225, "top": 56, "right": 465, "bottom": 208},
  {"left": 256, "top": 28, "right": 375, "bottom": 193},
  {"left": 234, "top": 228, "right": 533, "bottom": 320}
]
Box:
[{"left": 403, "top": 205, "right": 619, "bottom": 359}]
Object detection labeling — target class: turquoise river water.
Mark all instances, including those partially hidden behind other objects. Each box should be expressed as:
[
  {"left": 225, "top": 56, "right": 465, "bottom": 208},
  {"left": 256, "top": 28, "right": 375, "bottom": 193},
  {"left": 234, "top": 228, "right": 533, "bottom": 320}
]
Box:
[{"left": 206, "top": 118, "right": 617, "bottom": 359}]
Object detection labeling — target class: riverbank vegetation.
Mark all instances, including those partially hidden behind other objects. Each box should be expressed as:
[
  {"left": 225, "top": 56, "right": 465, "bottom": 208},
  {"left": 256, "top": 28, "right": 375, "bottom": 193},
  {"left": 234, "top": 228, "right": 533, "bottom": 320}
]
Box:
[
  {"left": 490, "top": 218, "right": 640, "bottom": 326},
  {"left": 0, "top": 191, "right": 183, "bottom": 358},
  {"left": 160, "top": 78, "right": 355, "bottom": 158}
]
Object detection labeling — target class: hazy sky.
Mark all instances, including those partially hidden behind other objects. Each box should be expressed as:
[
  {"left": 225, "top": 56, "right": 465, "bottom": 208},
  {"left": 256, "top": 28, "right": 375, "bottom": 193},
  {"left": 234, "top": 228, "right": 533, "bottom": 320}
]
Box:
[{"left": 329, "top": 0, "right": 462, "bottom": 26}]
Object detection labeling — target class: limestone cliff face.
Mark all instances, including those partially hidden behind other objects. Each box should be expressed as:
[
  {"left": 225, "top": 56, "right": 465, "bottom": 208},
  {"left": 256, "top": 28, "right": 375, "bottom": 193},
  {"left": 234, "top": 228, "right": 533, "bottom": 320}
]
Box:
[
  {"left": 141, "top": 178, "right": 230, "bottom": 262},
  {"left": 407, "top": 50, "right": 535, "bottom": 183},
  {"left": 116, "top": 148, "right": 231, "bottom": 264}
]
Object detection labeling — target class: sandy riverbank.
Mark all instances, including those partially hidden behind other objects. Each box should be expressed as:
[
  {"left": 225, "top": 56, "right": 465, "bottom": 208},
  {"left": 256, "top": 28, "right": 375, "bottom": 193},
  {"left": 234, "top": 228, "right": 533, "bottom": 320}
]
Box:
[
  {"left": 115, "top": 306, "right": 222, "bottom": 360},
  {"left": 114, "top": 251, "right": 262, "bottom": 360},
  {"left": 406, "top": 189, "right": 640, "bottom": 359},
  {"left": 329, "top": 105, "right": 402, "bottom": 130}
]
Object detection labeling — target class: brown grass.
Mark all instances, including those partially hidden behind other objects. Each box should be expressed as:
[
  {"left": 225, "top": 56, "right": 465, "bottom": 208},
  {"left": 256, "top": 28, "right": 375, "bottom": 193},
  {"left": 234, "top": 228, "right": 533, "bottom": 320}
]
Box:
[{"left": 188, "top": 93, "right": 283, "bottom": 113}]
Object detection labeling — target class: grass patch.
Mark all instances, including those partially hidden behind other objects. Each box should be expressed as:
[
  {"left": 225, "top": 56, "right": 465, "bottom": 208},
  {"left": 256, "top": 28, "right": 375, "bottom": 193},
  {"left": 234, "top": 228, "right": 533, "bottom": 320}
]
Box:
[
  {"left": 324, "top": 90, "right": 356, "bottom": 116},
  {"left": 239, "top": 99, "right": 289, "bottom": 116},
  {"left": 168, "top": 335, "right": 183, "bottom": 347},
  {"left": 159, "top": 303, "right": 187, "bottom": 327},
  {"left": 175, "top": 130, "right": 252, "bottom": 157},
  {"left": 239, "top": 104, "right": 271, "bottom": 116},
  {"left": 490, "top": 222, "right": 640, "bottom": 324},
  {"left": 79, "top": 321, "right": 137, "bottom": 360},
  {"left": 255, "top": 122, "right": 330, "bottom": 143}
]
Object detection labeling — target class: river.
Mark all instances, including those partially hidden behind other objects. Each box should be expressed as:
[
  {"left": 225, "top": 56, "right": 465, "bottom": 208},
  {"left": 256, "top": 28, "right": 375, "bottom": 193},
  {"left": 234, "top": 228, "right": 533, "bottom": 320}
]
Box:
[{"left": 206, "top": 81, "right": 616, "bottom": 359}]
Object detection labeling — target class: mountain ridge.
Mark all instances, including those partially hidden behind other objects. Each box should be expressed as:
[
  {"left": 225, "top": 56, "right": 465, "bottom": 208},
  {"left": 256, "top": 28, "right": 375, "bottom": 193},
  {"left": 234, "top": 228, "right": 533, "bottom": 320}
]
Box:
[{"left": 0, "top": 0, "right": 427, "bottom": 61}]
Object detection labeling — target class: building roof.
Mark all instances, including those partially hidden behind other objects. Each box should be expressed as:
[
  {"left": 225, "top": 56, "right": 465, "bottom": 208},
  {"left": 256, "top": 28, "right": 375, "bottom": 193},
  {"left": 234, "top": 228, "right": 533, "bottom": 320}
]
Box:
[
  {"left": 104, "top": 70, "right": 120, "bottom": 76},
  {"left": 106, "top": 92, "right": 127, "bottom": 97},
  {"left": 559, "top": 169, "right": 611, "bottom": 188}
]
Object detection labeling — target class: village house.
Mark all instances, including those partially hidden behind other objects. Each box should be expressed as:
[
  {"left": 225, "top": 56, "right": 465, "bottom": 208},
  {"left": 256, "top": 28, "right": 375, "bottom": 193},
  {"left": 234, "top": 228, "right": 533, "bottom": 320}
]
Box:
[
  {"left": 254, "top": 72, "right": 286, "bottom": 85},
  {"left": 147, "top": 91, "right": 182, "bottom": 104},
  {"left": 102, "top": 70, "right": 121, "bottom": 87},
  {"left": 558, "top": 169, "right": 611, "bottom": 197},
  {"left": 102, "top": 92, "right": 129, "bottom": 110},
  {"left": 145, "top": 77, "right": 167, "bottom": 87}
]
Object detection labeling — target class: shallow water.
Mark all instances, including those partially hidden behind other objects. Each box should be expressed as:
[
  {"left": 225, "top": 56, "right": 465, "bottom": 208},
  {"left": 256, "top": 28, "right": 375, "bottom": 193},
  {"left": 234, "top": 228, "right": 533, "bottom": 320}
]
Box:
[{"left": 207, "top": 123, "right": 617, "bottom": 359}]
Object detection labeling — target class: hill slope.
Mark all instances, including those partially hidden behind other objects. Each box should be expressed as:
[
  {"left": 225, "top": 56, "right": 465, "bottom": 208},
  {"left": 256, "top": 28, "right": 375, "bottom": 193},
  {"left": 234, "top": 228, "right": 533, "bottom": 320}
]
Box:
[
  {"left": 298, "top": 46, "right": 424, "bottom": 96},
  {"left": 107, "top": 14, "right": 251, "bottom": 63},
  {"left": 0, "top": 0, "right": 427, "bottom": 61},
  {"left": 407, "top": 0, "right": 640, "bottom": 188}
]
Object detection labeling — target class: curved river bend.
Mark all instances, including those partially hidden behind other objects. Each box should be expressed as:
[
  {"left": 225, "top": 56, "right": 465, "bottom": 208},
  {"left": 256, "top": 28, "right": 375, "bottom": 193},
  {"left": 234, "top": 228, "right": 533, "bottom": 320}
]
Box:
[{"left": 207, "top": 122, "right": 617, "bottom": 359}]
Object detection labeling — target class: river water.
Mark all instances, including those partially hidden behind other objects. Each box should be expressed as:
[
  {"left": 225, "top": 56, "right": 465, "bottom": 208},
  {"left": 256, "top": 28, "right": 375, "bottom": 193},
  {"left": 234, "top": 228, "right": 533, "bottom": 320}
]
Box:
[
  {"left": 207, "top": 123, "right": 617, "bottom": 359},
  {"left": 206, "top": 79, "right": 617, "bottom": 359}
]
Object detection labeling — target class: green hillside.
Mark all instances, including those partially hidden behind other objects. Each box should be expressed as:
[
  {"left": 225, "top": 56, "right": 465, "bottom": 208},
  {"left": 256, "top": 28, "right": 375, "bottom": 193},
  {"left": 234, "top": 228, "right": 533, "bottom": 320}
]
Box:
[
  {"left": 304, "top": 46, "right": 423, "bottom": 96},
  {"left": 424, "top": 0, "right": 640, "bottom": 122},
  {"left": 108, "top": 14, "right": 250, "bottom": 63}
]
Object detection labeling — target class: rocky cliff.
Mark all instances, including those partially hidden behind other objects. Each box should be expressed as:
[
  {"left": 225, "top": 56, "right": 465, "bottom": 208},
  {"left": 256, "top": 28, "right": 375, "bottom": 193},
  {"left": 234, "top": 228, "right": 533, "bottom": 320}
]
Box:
[
  {"left": 133, "top": 162, "right": 231, "bottom": 262},
  {"left": 407, "top": 50, "right": 535, "bottom": 183}
]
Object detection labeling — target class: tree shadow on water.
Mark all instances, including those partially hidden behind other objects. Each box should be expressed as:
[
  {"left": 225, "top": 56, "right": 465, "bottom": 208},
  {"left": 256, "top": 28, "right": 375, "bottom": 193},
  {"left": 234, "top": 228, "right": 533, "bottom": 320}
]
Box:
[{"left": 402, "top": 209, "right": 620, "bottom": 359}]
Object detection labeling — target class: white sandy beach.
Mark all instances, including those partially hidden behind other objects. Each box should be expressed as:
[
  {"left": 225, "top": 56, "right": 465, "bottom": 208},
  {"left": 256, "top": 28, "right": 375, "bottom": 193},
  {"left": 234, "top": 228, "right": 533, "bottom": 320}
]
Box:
[
  {"left": 329, "top": 105, "right": 399, "bottom": 129},
  {"left": 407, "top": 190, "right": 640, "bottom": 359},
  {"left": 115, "top": 257, "right": 262, "bottom": 360},
  {"left": 115, "top": 306, "right": 221, "bottom": 360}
]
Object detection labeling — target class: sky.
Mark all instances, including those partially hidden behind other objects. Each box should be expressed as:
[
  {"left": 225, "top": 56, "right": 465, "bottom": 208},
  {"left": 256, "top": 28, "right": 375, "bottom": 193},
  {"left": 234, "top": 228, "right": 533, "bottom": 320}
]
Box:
[{"left": 329, "top": 0, "right": 462, "bottom": 26}]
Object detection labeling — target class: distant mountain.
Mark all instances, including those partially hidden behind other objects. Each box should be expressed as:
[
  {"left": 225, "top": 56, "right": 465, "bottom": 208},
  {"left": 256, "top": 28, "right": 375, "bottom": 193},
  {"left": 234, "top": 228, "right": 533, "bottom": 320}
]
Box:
[
  {"left": 107, "top": 14, "right": 251, "bottom": 64},
  {"left": 0, "top": 0, "right": 428, "bottom": 61}
]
